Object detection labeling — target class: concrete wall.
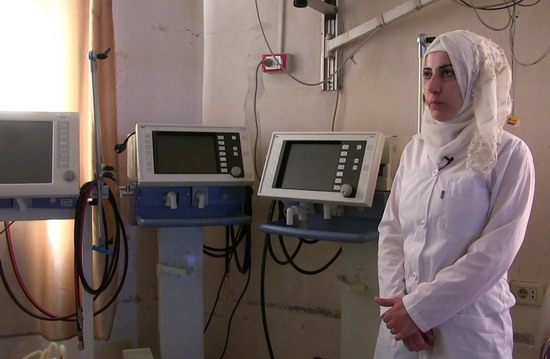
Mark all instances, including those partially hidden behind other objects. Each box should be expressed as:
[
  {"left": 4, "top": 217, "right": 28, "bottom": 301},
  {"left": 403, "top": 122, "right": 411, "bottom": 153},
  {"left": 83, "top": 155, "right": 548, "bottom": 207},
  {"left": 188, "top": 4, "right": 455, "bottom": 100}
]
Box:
[{"left": 103, "top": 0, "right": 204, "bottom": 357}]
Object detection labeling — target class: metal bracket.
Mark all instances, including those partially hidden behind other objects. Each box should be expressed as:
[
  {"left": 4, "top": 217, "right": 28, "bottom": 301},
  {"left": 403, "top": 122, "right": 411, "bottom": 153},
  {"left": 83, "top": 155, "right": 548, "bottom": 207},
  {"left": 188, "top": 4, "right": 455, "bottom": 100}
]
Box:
[
  {"left": 321, "top": 0, "right": 340, "bottom": 91},
  {"left": 320, "top": 0, "right": 440, "bottom": 92}
]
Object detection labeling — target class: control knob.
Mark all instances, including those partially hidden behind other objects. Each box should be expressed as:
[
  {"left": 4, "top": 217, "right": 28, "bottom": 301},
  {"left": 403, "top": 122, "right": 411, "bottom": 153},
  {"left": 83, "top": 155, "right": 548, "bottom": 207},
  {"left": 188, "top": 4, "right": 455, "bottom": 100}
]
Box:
[
  {"left": 230, "top": 166, "right": 242, "bottom": 178},
  {"left": 340, "top": 184, "right": 353, "bottom": 197}
]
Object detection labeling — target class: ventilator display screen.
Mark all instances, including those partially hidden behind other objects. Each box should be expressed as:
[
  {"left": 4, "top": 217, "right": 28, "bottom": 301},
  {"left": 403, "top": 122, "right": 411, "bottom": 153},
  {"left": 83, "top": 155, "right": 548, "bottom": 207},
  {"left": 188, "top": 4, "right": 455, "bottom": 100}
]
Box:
[
  {"left": 0, "top": 121, "right": 53, "bottom": 184},
  {"left": 153, "top": 132, "right": 218, "bottom": 174},
  {"left": 275, "top": 142, "right": 343, "bottom": 191}
]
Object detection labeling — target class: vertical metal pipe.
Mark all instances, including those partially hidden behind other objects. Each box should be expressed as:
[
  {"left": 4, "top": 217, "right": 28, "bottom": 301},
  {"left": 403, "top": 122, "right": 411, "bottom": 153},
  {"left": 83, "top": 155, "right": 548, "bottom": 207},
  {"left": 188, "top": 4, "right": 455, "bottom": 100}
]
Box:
[
  {"left": 417, "top": 34, "right": 427, "bottom": 134},
  {"left": 278, "top": 0, "right": 286, "bottom": 53},
  {"left": 88, "top": 50, "right": 105, "bottom": 248},
  {"left": 321, "top": 0, "right": 339, "bottom": 91}
]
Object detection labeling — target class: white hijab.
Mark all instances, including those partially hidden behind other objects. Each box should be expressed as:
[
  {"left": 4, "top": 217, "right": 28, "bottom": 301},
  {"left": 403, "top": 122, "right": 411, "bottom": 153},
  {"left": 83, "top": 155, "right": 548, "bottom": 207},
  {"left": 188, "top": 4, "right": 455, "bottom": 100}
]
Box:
[{"left": 421, "top": 30, "right": 512, "bottom": 175}]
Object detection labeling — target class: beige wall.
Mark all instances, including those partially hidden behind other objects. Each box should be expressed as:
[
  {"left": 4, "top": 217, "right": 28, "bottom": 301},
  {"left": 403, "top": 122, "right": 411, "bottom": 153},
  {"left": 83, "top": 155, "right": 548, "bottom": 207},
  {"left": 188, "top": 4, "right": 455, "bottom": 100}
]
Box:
[{"left": 109, "top": 1, "right": 550, "bottom": 358}]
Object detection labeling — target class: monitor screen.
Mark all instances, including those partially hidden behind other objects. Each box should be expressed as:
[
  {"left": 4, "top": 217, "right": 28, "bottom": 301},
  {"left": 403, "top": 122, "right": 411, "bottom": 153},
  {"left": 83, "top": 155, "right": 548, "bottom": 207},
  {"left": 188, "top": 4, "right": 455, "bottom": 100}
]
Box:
[
  {"left": 258, "top": 132, "right": 384, "bottom": 207},
  {"left": 276, "top": 141, "right": 350, "bottom": 191},
  {"left": 153, "top": 132, "right": 219, "bottom": 174},
  {"left": 0, "top": 111, "right": 79, "bottom": 198},
  {"left": 129, "top": 124, "right": 255, "bottom": 187},
  {"left": 0, "top": 121, "right": 53, "bottom": 184}
]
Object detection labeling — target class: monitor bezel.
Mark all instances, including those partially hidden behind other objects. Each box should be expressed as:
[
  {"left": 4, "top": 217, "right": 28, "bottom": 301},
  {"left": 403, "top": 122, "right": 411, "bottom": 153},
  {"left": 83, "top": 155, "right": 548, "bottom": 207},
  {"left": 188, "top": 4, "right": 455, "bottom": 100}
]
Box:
[
  {"left": 258, "top": 132, "right": 385, "bottom": 207},
  {"left": 0, "top": 111, "right": 80, "bottom": 199},
  {"left": 133, "top": 124, "right": 255, "bottom": 187}
]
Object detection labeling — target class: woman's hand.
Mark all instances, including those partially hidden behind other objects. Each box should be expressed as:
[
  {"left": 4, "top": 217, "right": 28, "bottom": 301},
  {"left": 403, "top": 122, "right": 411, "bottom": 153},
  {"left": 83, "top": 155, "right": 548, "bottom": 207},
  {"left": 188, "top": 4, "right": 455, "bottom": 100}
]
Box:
[
  {"left": 375, "top": 296, "right": 418, "bottom": 339},
  {"left": 402, "top": 329, "right": 434, "bottom": 352},
  {"left": 375, "top": 296, "right": 434, "bottom": 351}
]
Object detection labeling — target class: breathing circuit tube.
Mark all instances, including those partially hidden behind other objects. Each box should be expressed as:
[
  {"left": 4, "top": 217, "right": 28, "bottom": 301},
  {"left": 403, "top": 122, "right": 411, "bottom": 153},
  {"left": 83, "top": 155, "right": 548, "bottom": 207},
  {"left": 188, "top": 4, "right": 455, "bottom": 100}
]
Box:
[
  {"left": 74, "top": 180, "right": 128, "bottom": 299},
  {"left": 0, "top": 181, "right": 128, "bottom": 322}
]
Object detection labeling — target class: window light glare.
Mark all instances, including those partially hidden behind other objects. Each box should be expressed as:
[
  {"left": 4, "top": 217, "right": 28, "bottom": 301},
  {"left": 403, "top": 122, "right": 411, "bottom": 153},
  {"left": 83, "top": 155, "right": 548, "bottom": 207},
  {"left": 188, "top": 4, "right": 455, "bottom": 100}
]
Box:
[{"left": 0, "top": 3, "right": 67, "bottom": 111}]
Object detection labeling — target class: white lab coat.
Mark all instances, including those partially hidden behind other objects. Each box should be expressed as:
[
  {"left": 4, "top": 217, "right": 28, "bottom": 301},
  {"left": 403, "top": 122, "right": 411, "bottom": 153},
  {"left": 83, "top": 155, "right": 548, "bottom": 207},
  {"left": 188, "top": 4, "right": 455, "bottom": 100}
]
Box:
[{"left": 374, "top": 131, "right": 535, "bottom": 359}]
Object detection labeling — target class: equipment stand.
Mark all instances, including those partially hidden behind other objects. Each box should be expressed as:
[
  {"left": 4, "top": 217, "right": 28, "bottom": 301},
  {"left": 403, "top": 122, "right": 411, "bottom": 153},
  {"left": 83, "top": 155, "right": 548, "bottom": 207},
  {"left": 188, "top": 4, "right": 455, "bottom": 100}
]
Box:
[
  {"left": 157, "top": 227, "right": 204, "bottom": 359},
  {"left": 82, "top": 209, "right": 94, "bottom": 359}
]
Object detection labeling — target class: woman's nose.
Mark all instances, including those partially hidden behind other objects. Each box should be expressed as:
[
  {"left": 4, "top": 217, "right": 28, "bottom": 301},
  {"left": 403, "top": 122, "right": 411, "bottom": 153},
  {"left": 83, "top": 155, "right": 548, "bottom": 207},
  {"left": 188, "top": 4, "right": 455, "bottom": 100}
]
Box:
[{"left": 426, "top": 76, "right": 441, "bottom": 94}]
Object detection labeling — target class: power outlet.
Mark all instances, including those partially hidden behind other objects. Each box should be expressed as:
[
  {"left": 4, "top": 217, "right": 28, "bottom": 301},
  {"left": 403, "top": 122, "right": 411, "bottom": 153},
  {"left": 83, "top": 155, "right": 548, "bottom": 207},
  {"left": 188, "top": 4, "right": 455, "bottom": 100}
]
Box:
[
  {"left": 510, "top": 281, "right": 544, "bottom": 306},
  {"left": 261, "top": 53, "right": 290, "bottom": 73}
]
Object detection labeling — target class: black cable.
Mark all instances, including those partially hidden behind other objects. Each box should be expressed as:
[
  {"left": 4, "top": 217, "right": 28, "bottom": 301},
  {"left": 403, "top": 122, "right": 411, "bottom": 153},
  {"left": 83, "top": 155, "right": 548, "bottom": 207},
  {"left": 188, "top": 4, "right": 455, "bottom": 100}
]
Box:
[
  {"left": 260, "top": 201, "right": 278, "bottom": 358},
  {"left": 96, "top": 186, "right": 126, "bottom": 302},
  {"left": 231, "top": 225, "right": 252, "bottom": 275},
  {"left": 203, "top": 226, "right": 248, "bottom": 333},
  {"left": 0, "top": 221, "right": 14, "bottom": 236},
  {"left": 253, "top": 62, "right": 263, "bottom": 181},
  {"left": 466, "top": 0, "right": 513, "bottom": 32},
  {"left": 260, "top": 200, "right": 343, "bottom": 358},
  {"left": 114, "top": 131, "right": 135, "bottom": 154},
  {"left": 204, "top": 243, "right": 240, "bottom": 253},
  {"left": 225, "top": 226, "right": 231, "bottom": 274},
  {"left": 75, "top": 183, "right": 113, "bottom": 295},
  {"left": 4, "top": 222, "right": 75, "bottom": 320},
  {"left": 204, "top": 249, "right": 231, "bottom": 258},
  {"left": 204, "top": 266, "right": 228, "bottom": 334},
  {"left": 74, "top": 182, "right": 102, "bottom": 295},
  {"left": 74, "top": 178, "right": 128, "bottom": 308},
  {"left": 202, "top": 224, "right": 253, "bottom": 357},
  {"left": 272, "top": 201, "right": 341, "bottom": 273},
  {"left": 1, "top": 220, "right": 77, "bottom": 322},
  {"left": 255, "top": 0, "right": 380, "bottom": 88},
  {"left": 268, "top": 235, "right": 303, "bottom": 265},
  {"left": 204, "top": 189, "right": 253, "bottom": 353},
  {"left": 300, "top": 237, "right": 320, "bottom": 245},
  {"left": 0, "top": 180, "right": 127, "bottom": 322},
  {"left": 277, "top": 236, "right": 342, "bottom": 275},
  {"left": 260, "top": 234, "right": 275, "bottom": 359},
  {"left": 92, "top": 189, "right": 129, "bottom": 317},
  {"left": 275, "top": 202, "right": 326, "bottom": 247},
  {"left": 518, "top": 0, "right": 541, "bottom": 6},
  {"left": 203, "top": 226, "right": 247, "bottom": 258},
  {"left": 218, "top": 255, "right": 251, "bottom": 359},
  {"left": 453, "top": 0, "right": 527, "bottom": 10},
  {"left": 233, "top": 187, "right": 253, "bottom": 275},
  {"left": 0, "top": 259, "right": 76, "bottom": 321},
  {"left": 331, "top": 89, "right": 341, "bottom": 131},
  {"left": 204, "top": 226, "right": 242, "bottom": 333}
]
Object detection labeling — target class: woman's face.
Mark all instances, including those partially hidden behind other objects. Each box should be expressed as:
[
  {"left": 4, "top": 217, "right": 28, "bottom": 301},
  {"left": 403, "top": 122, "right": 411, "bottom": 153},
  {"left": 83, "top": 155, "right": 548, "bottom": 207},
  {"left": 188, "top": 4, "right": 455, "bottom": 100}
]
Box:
[{"left": 423, "top": 51, "right": 463, "bottom": 122}]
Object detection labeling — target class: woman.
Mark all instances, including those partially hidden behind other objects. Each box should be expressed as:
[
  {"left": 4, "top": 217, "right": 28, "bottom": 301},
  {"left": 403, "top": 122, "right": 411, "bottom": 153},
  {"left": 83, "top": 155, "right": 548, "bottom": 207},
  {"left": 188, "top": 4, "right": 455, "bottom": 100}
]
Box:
[{"left": 374, "top": 30, "right": 535, "bottom": 358}]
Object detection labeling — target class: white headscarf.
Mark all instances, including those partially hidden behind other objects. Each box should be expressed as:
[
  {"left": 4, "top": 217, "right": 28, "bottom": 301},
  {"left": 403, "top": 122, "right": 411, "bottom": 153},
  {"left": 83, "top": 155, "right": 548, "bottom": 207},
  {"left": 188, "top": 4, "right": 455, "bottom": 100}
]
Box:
[{"left": 421, "top": 30, "right": 512, "bottom": 175}]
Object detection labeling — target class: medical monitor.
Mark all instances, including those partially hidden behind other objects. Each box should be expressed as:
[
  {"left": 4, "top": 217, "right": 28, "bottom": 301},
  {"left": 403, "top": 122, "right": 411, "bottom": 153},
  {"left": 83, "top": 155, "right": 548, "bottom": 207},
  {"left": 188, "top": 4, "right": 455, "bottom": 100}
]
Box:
[
  {"left": 128, "top": 124, "right": 255, "bottom": 187},
  {"left": 0, "top": 111, "right": 79, "bottom": 198},
  {"left": 258, "top": 132, "right": 385, "bottom": 207}
]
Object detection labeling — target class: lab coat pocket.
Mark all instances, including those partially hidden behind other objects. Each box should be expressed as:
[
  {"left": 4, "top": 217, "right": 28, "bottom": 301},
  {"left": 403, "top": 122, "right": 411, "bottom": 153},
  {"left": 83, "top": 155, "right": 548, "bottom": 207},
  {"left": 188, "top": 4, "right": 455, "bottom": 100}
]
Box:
[
  {"left": 435, "top": 313, "right": 498, "bottom": 358},
  {"left": 440, "top": 176, "right": 490, "bottom": 241}
]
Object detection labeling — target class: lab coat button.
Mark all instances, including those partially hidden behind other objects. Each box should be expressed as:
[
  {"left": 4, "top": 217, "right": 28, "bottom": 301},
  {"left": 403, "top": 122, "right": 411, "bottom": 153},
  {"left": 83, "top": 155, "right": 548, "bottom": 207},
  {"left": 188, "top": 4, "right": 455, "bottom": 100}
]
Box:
[
  {"left": 419, "top": 220, "right": 426, "bottom": 228},
  {"left": 432, "top": 169, "right": 438, "bottom": 177},
  {"left": 412, "top": 272, "right": 418, "bottom": 280}
]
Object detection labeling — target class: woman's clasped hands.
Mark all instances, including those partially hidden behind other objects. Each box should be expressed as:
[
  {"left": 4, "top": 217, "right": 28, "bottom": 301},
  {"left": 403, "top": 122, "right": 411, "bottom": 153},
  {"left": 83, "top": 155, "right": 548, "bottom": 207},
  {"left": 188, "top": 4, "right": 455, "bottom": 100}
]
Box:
[{"left": 375, "top": 296, "right": 435, "bottom": 352}]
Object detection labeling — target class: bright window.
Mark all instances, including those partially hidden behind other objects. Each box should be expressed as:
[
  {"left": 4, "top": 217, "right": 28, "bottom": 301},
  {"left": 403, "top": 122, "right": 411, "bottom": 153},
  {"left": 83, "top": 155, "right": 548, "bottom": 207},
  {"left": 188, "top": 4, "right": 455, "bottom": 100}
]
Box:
[{"left": 0, "top": 2, "right": 68, "bottom": 111}]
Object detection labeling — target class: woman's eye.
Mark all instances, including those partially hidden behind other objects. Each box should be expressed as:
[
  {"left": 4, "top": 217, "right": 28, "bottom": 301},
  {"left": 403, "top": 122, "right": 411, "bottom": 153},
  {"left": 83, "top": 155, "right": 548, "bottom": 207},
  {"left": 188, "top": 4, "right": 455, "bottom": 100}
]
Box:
[
  {"left": 423, "top": 70, "right": 432, "bottom": 79},
  {"left": 442, "top": 68, "right": 456, "bottom": 77}
]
